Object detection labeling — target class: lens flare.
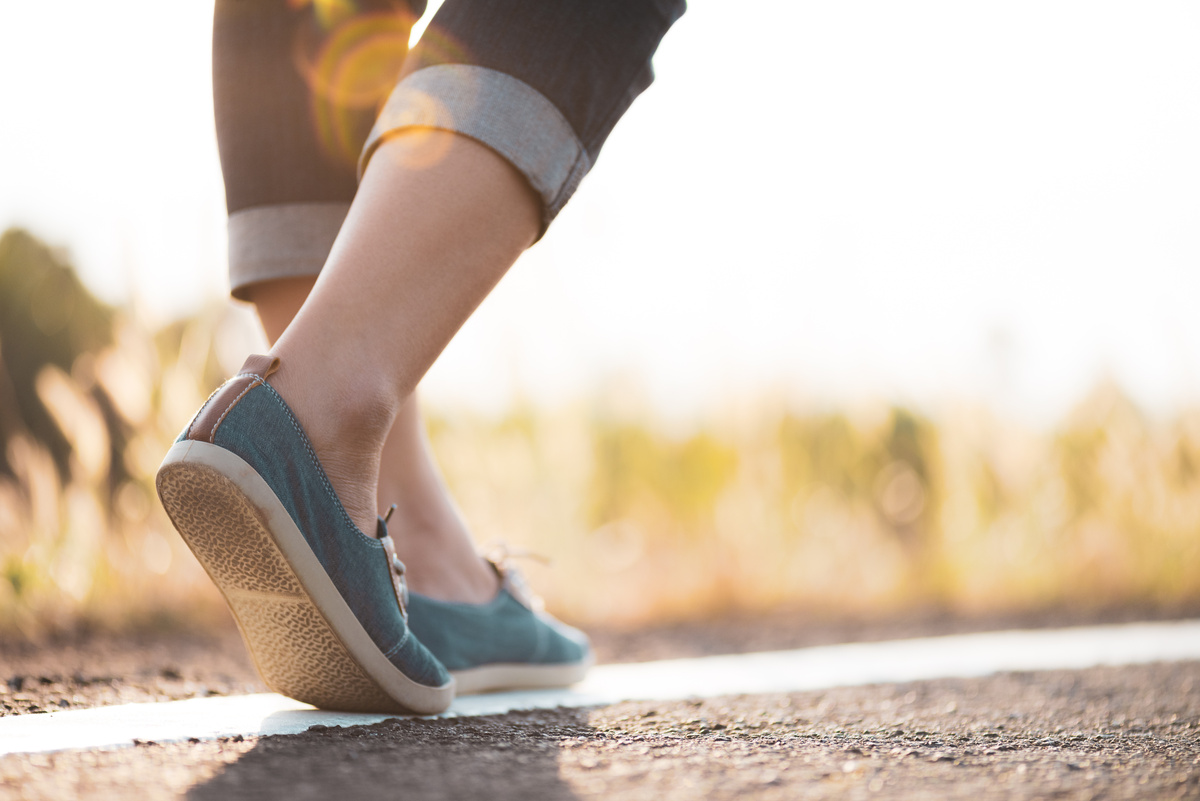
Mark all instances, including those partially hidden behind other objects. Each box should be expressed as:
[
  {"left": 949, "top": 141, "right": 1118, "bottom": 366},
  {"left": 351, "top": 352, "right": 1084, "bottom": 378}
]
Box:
[
  {"left": 288, "top": 0, "right": 358, "bottom": 31},
  {"left": 370, "top": 93, "right": 456, "bottom": 171},
  {"left": 293, "top": 11, "right": 413, "bottom": 165}
]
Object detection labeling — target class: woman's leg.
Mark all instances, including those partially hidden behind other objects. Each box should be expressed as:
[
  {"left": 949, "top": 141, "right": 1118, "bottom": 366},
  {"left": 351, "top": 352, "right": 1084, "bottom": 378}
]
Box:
[
  {"left": 246, "top": 276, "right": 500, "bottom": 603},
  {"left": 215, "top": 0, "right": 685, "bottom": 605},
  {"left": 283, "top": 0, "right": 686, "bottom": 562},
  {"left": 218, "top": 0, "right": 498, "bottom": 603},
  {"left": 179, "top": 0, "right": 686, "bottom": 706},
  {"left": 266, "top": 130, "right": 539, "bottom": 537}
]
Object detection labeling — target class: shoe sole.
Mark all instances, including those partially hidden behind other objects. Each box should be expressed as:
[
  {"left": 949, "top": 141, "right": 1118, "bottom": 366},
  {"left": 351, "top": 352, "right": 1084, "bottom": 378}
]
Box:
[
  {"left": 452, "top": 654, "right": 595, "bottom": 696},
  {"left": 156, "top": 440, "right": 454, "bottom": 715}
]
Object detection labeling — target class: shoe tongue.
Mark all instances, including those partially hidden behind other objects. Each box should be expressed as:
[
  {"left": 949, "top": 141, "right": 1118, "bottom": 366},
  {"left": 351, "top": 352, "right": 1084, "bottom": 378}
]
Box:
[
  {"left": 239, "top": 354, "right": 280, "bottom": 379},
  {"left": 375, "top": 516, "right": 390, "bottom": 540}
]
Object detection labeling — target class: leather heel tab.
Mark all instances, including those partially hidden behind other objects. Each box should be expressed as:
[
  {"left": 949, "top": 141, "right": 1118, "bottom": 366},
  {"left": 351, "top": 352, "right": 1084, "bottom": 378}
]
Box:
[
  {"left": 241, "top": 354, "right": 280, "bottom": 380},
  {"left": 186, "top": 354, "right": 280, "bottom": 443}
]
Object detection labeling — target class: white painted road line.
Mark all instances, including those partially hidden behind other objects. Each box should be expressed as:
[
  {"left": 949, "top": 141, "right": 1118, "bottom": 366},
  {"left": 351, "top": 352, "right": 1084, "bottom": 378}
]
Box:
[{"left": 2, "top": 619, "right": 1198, "bottom": 757}]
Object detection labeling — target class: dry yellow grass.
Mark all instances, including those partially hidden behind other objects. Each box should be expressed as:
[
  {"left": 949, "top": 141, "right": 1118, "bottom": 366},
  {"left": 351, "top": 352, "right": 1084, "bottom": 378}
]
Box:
[
  {"left": 2, "top": 229, "right": 1199, "bottom": 638},
  {"left": 4, "top": 318, "right": 1200, "bottom": 637}
]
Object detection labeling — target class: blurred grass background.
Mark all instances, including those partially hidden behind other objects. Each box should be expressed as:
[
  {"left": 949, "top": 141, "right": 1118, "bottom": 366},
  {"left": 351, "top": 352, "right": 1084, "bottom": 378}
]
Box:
[{"left": 2, "top": 225, "right": 1199, "bottom": 640}]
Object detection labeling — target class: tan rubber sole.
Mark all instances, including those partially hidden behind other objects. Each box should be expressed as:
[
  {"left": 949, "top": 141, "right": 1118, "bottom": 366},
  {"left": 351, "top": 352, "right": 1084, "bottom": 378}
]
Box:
[{"left": 156, "top": 440, "right": 453, "bottom": 715}]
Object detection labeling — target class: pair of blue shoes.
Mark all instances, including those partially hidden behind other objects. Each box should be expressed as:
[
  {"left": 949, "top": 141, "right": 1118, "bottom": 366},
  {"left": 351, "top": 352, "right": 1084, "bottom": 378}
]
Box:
[{"left": 156, "top": 355, "right": 591, "bottom": 714}]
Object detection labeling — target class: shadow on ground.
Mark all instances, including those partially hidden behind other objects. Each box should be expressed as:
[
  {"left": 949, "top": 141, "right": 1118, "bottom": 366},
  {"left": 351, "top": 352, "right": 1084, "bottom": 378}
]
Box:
[
  {"left": 188, "top": 709, "right": 592, "bottom": 801},
  {"left": 3, "top": 663, "right": 1199, "bottom": 800}
]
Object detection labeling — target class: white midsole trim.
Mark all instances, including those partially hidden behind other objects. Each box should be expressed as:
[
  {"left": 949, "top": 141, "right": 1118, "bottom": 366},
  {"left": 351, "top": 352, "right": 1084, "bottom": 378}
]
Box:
[
  {"left": 159, "top": 440, "right": 455, "bottom": 714},
  {"left": 452, "top": 651, "right": 595, "bottom": 696}
]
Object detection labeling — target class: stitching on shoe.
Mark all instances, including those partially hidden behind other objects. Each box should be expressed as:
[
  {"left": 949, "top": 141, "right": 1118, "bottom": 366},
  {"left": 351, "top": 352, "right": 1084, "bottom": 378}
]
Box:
[
  {"left": 255, "top": 380, "right": 382, "bottom": 547},
  {"left": 185, "top": 383, "right": 227, "bottom": 440},
  {"left": 382, "top": 627, "right": 411, "bottom": 659},
  {"left": 209, "top": 377, "right": 263, "bottom": 443}
]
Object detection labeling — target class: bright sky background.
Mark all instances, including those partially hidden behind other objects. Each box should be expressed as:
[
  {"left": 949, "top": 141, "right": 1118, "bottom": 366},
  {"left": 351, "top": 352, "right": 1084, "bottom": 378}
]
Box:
[{"left": 3, "top": 1, "right": 1199, "bottom": 424}]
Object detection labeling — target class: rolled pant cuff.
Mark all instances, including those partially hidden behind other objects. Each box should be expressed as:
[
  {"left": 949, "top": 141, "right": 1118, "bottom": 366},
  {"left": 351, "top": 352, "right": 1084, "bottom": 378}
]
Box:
[
  {"left": 227, "top": 202, "right": 349, "bottom": 300},
  {"left": 359, "top": 65, "right": 591, "bottom": 233}
]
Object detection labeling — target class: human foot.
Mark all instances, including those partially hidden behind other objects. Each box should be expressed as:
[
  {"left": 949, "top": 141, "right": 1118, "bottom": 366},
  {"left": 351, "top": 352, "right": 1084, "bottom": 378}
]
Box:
[
  {"left": 241, "top": 131, "right": 538, "bottom": 601},
  {"left": 246, "top": 280, "right": 501, "bottom": 605},
  {"left": 262, "top": 355, "right": 393, "bottom": 537},
  {"left": 371, "top": 391, "right": 589, "bottom": 689},
  {"left": 405, "top": 556, "right": 593, "bottom": 694},
  {"left": 157, "top": 354, "right": 453, "bottom": 713},
  {"left": 375, "top": 397, "right": 499, "bottom": 604},
  {"left": 382, "top": 515, "right": 500, "bottom": 604}
]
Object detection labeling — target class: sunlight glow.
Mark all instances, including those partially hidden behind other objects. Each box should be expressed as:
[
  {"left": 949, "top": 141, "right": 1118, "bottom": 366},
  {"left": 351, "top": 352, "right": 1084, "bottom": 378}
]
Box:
[
  {"left": 299, "top": 11, "right": 414, "bottom": 164},
  {"left": 1, "top": 0, "right": 1199, "bottom": 423}
]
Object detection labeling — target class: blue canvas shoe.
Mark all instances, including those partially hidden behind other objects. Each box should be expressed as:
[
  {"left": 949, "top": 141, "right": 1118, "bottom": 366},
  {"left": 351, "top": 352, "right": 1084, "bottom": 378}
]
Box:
[
  {"left": 405, "top": 555, "right": 593, "bottom": 694},
  {"left": 155, "top": 355, "right": 454, "bottom": 714}
]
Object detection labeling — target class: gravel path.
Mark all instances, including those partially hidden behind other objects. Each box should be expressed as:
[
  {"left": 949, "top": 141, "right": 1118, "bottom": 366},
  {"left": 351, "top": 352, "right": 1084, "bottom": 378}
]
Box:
[
  {"left": 4, "top": 605, "right": 1193, "bottom": 718},
  {"left": 2, "top": 614, "right": 1198, "bottom": 799},
  {"left": 2, "top": 662, "right": 1198, "bottom": 800}
]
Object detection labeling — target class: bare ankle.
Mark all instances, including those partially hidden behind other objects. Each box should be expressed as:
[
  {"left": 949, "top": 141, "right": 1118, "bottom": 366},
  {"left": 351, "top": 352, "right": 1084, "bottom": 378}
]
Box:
[
  {"left": 384, "top": 517, "right": 499, "bottom": 604},
  {"left": 264, "top": 358, "right": 398, "bottom": 534}
]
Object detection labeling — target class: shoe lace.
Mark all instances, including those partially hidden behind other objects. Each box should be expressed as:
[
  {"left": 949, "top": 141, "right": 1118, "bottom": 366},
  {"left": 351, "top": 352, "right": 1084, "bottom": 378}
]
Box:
[
  {"left": 380, "top": 504, "right": 409, "bottom": 621},
  {"left": 482, "top": 542, "right": 549, "bottom": 613},
  {"left": 378, "top": 505, "right": 550, "bottom": 616}
]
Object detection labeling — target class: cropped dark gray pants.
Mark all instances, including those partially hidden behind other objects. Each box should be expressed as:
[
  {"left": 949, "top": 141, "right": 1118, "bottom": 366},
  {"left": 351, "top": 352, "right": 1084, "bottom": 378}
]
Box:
[{"left": 214, "top": 0, "right": 685, "bottom": 299}]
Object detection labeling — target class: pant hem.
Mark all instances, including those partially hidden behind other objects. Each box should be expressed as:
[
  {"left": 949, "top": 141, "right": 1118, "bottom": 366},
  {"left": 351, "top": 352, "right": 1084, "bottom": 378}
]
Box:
[
  {"left": 227, "top": 202, "right": 349, "bottom": 300},
  {"left": 358, "top": 65, "right": 591, "bottom": 234}
]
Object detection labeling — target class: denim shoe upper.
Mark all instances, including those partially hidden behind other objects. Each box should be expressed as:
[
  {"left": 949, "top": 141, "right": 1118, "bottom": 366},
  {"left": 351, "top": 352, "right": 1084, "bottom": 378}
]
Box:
[
  {"left": 182, "top": 368, "right": 449, "bottom": 689},
  {"left": 405, "top": 579, "right": 591, "bottom": 672}
]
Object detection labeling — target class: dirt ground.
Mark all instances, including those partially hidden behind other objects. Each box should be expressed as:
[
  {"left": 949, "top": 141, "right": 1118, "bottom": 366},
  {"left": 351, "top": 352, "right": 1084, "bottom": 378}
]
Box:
[
  {"left": 2, "top": 662, "right": 1198, "bottom": 800},
  {"left": 1, "top": 608, "right": 1199, "bottom": 800},
  {"left": 3, "top": 604, "right": 1193, "bottom": 718}
]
